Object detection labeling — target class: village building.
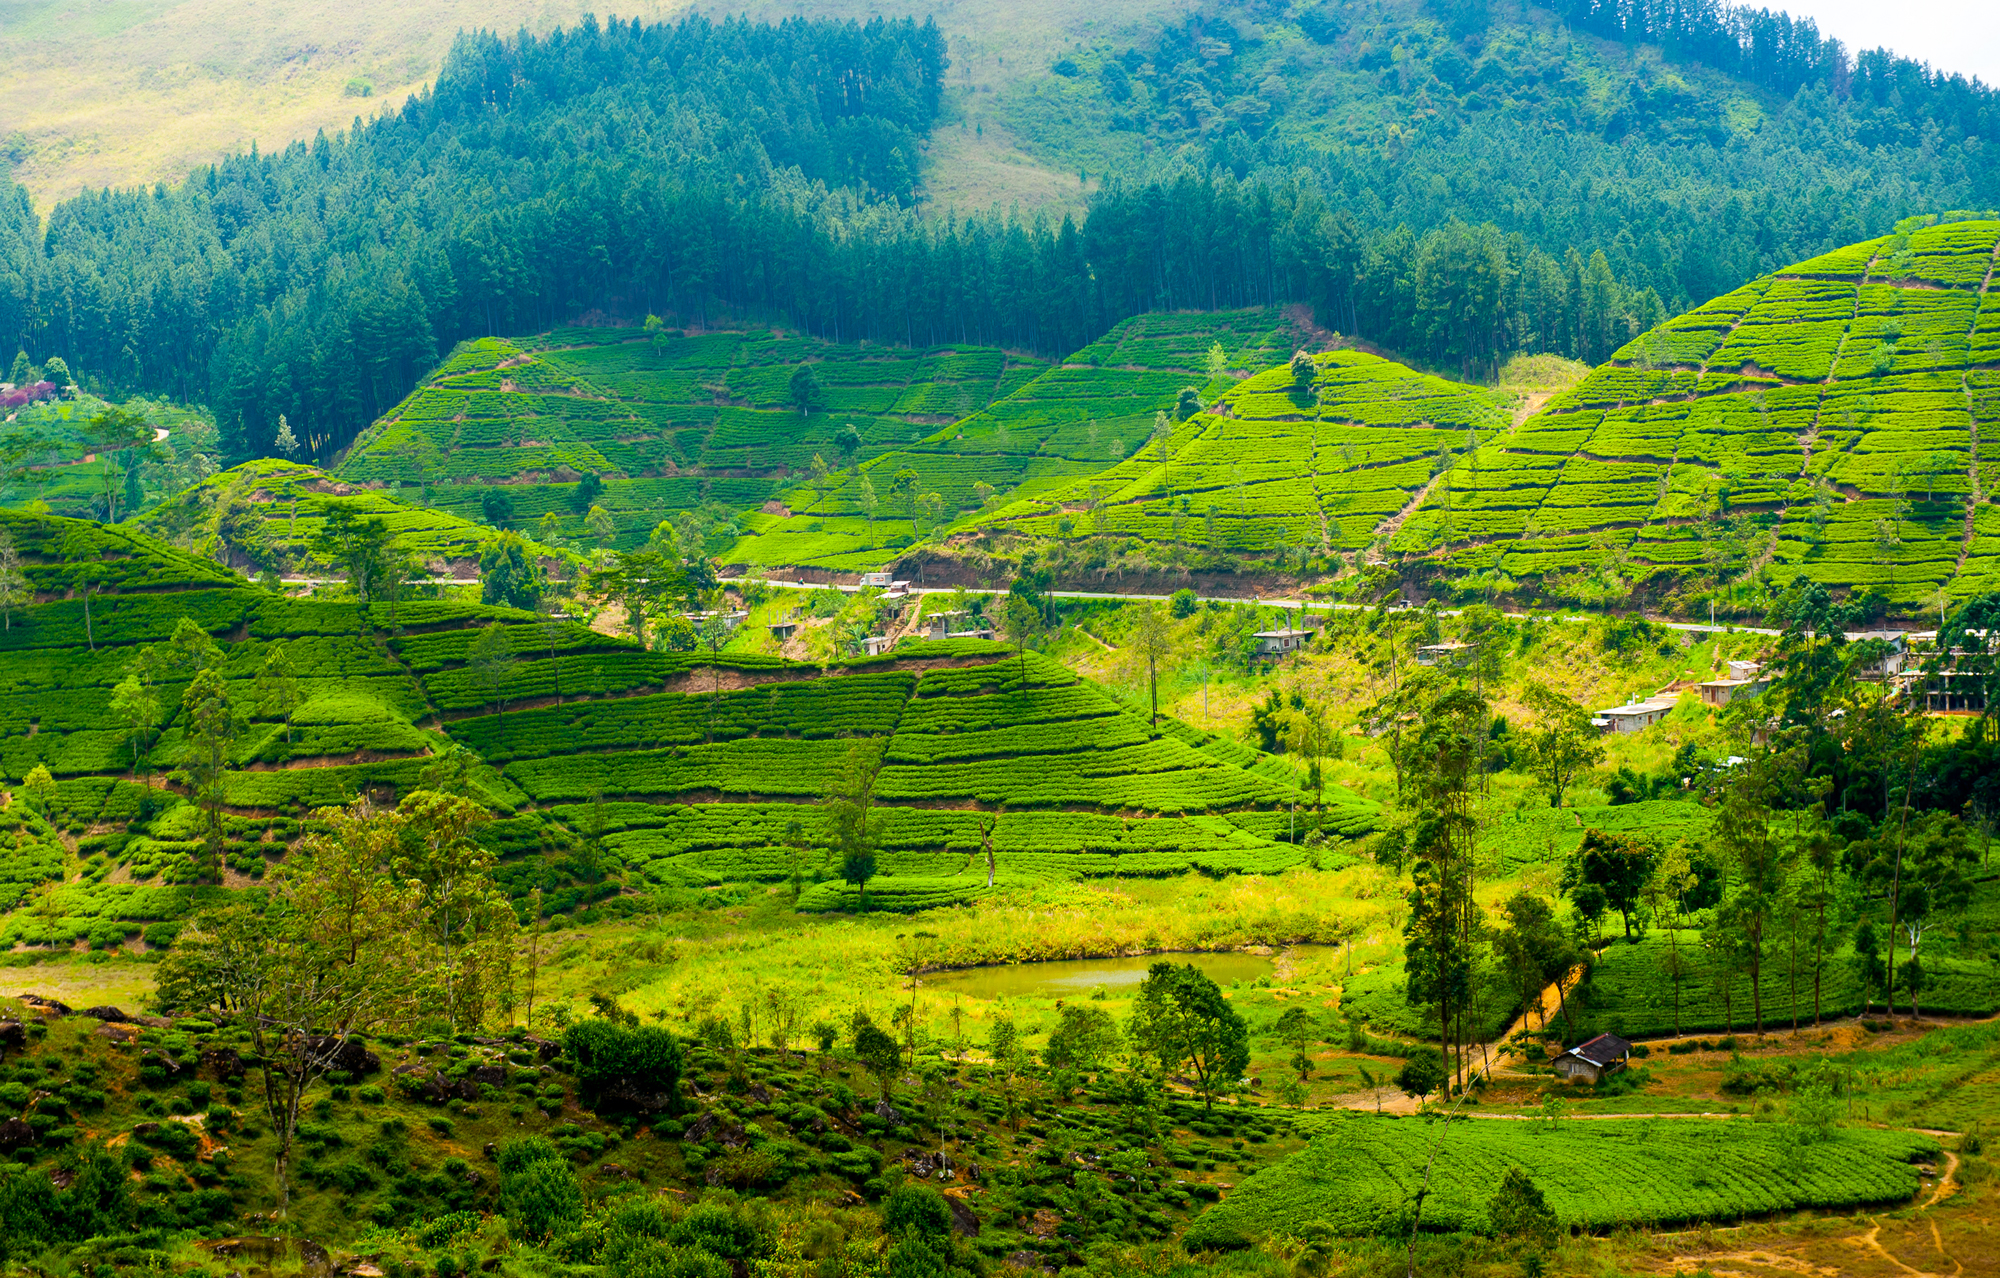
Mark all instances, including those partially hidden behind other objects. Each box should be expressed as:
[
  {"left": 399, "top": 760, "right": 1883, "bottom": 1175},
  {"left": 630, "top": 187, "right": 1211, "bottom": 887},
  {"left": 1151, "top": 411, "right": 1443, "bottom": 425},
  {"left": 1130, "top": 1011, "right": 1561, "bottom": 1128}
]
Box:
[
  {"left": 1593, "top": 693, "right": 1679, "bottom": 733},
  {"left": 1415, "top": 641, "right": 1475, "bottom": 668},
  {"left": 1842, "top": 630, "right": 1911, "bottom": 681},
  {"left": 681, "top": 610, "right": 749, "bottom": 633},
  {"left": 1902, "top": 630, "right": 1993, "bottom": 713},
  {"left": 1697, "top": 659, "right": 1768, "bottom": 707},
  {"left": 1554, "top": 1032, "right": 1633, "bottom": 1083},
  {"left": 1252, "top": 627, "right": 1311, "bottom": 658}
]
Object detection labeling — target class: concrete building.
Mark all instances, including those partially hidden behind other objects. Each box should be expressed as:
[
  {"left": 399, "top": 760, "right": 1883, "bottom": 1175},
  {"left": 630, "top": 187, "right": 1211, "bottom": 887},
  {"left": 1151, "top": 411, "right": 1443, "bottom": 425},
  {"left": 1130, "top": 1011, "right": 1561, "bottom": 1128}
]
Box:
[
  {"left": 1842, "top": 630, "right": 1911, "bottom": 681},
  {"left": 1415, "top": 641, "right": 1475, "bottom": 668},
  {"left": 1594, "top": 693, "right": 1679, "bottom": 733},
  {"left": 1253, "top": 628, "right": 1311, "bottom": 657},
  {"left": 1903, "top": 630, "right": 1993, "bottom": 712},
  {"left": 1697, "top": 660, "right": 1768, "bottom": 707},
  {"left": 682, "top": 610, "right": 749, "bottom": 633}
]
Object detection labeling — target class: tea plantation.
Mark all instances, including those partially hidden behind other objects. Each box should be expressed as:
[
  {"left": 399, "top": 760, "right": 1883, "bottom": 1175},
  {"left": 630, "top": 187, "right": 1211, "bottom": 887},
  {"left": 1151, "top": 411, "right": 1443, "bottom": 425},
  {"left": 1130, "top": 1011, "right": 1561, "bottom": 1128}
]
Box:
[
  {"left": 335, "top": 326, "right": 1051, "bottom": 558},
  {"left": 0, "top": 506, "right": 1379, "bottom": 950},
  {"left": 1183, "top": 1114, "right": 1938, "bottom": 1242},
  {"left": 732, "top": 308, "right": 1297, "bottom": 569},
  {"left": 130, "top": 459, "right": 564, "bottom": 578},
  {"left": 977, "top": 343, "right": 1513, "bottom": 556},
  {"left": 1395, "top": 219, "right": 2000, "bottom": 607}
]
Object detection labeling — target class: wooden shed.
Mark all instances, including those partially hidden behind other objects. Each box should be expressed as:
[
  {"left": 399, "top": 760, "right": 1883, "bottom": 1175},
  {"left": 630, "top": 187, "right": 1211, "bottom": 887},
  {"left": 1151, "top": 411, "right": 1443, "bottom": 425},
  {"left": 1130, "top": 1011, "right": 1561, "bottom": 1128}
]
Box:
[{"left": 1554, "top": 1032, "right": 1632, "bottom": 1084}]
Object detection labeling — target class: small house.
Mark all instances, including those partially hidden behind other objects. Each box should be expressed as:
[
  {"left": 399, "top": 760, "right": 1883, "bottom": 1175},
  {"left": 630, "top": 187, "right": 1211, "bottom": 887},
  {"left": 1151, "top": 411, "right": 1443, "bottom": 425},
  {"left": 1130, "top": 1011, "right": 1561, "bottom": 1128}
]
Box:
[
  {"left": 861, "top": 635, "right": 893, "bottom": 656},
  {"left": 946, "top": 627, "right": 996, "bottom": 641},
  {"left": 1596, "top": 694, "right": 1678, "bottom": 733},
  {"left": 682, "top": 610, "right": 749, "bottom": 634},
  {"left": 1252, "top": 628, "right": 1311, "bottom": 657},
  {"left": 1555, "top": 1033, "right": 1632, "bottom": 1084},
  {"left": 923, "top": 610, "right": 970, "bottom": 640},
  {"left": 770, "top": 621, "right": 798, "bottom": 641},
  {"left": 1415, "top": 641, "right": 1475, "bottom": 668},
  {"left": 1842, "top": 630, "right": 1910, "bottom": 681},
  {"left": 1697, "top": 661, "right": 1767, "bottom": 708}
]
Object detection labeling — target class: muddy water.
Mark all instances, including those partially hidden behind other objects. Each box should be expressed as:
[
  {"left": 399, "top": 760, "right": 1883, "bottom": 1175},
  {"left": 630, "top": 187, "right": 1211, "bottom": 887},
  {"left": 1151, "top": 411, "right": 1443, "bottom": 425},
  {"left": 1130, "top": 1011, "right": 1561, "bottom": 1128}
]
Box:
[{"left": 920, "top": 949, "right": 1294, "bottom": 999}]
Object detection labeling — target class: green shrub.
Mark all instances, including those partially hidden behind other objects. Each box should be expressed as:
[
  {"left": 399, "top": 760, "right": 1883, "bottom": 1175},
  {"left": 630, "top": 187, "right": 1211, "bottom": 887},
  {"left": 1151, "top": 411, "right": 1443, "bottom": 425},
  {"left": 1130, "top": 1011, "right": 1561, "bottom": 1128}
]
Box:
[
  {"left": 563, "top": 1019, "right": 684, "bottom": 1113},
  {"left": 497, "top": 1139, "right": 583, "bottom": 1242}
]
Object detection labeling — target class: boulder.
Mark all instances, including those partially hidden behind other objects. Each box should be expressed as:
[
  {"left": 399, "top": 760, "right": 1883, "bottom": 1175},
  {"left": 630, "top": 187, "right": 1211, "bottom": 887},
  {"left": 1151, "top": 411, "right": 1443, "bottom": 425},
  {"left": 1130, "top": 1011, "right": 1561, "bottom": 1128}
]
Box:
[
  {"left": 946, "top": 1195, "right": 980, "bottom": 1236},
  {"left": 201, "top": 1048, "right": 245, "bottom": 1081},
  {"left": 306, "top": 1037, "right": 380, "bottom": 1076},
  {"left": 0, "top": 1116, "right": 34, "bottom": 1148},
  {"left": 0, "top": 1021, "right": 25, "bottom": 1049}
]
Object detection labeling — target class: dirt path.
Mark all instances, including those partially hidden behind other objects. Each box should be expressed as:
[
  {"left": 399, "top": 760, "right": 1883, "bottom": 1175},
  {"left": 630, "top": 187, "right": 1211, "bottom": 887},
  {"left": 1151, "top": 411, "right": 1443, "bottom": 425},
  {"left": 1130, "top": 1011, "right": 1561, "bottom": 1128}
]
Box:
[
  {"left": 1511, "top": 389, "right": 1555, "bottom": 427},
  {"left": 1323, "top": 962, "right": 1586, "bottom": 1114},
  {"left": 1368, "top": 471, "right": 1444, "bottom": 550}
]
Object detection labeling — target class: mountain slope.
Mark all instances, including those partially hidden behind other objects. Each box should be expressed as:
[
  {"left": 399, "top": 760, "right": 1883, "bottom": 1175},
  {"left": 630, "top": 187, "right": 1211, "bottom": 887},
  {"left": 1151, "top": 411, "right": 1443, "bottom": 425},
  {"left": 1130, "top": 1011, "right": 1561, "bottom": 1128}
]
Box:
[
  {"left": 132, "top": 458, "right": 563, "bottom": 578},
  {"left": 336, "top": 328, "right": 1050, "bottom": 556},
  {"left": 1394, "top": 218, "right": 2000, "bottom": 608},
  {"left": 732, "top": 308, "right": 1298, "bottom": 570},
  {"left": 972, "top": 343, "right": 1514, "bottom": 559},
  {"left": 0, "top": 510, "right": 1372, "bottom": 952}
]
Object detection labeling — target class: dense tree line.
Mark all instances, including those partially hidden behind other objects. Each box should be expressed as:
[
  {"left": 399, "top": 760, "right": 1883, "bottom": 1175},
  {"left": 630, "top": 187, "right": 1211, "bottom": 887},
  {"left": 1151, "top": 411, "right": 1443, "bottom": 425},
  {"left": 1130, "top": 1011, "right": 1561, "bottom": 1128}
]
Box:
[
  {"left": 0, "top": 14, "right": 949, "bottom": 457},
  {"left": 0, "top": 3, "right": 1991, "bottom": 463},
  {"left": 1050, "top": 0, "right": 1996, "bottom": 330}
]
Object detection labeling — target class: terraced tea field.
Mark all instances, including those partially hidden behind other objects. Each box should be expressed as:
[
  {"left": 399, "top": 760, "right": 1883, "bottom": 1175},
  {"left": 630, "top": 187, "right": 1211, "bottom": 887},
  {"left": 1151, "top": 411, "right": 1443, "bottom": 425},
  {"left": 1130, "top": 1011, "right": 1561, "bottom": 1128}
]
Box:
[
  {"left": 1397, "top": 219, "right": 2000, "bottom": 605},
  {"left": 0, "top": 507, "right": 1377, "bottom": 949},
  {"left": 978, "top": 345, "right": 1513, "bottom": 556},
  {"left": 130, "top": 458, "right": 560, "bottom": 578},
  {"left": 336, "top": 327, "right": 1048, "bottom": 555},
  {"left": 1184, "top": 1115, "right": 1939, "bottom": 1241},
  {"left": 732, "top": 309, "right": 1296, "bottom": 569}
]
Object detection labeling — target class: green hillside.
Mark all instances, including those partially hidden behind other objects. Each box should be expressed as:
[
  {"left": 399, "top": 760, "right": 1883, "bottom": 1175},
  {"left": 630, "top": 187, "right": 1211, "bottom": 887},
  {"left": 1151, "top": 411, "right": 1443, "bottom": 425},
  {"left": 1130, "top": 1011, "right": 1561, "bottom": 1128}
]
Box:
[
  {"left": 0, "top": 507, "right": 1374, "bottom": 949},
  {"left": 334, "top": 328, "right": 1052, "bottom": 557},
  {"left": 975, "top": 345, "right": 1514, "bottom": 559},
  {"left": 1389, "top": 218, "right": 2000, "bottom": 609},
  {"left": 0, "top": 391, "right": 220, "bottom": 523},
  {"left": 127, "top": 458, "right": 567, "bottom": 580},
  {"left": 319, "top": 310, "right": 1301, "bottom": 573},
  {"left": 735, "top": 309, "right": 1297, "bottom": 570}
]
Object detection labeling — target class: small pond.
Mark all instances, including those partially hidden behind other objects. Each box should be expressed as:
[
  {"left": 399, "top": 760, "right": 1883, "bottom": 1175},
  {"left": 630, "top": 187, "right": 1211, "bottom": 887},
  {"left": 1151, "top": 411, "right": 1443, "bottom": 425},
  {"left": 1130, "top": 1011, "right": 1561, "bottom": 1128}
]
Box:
[{"left": 920, "top": 949, "right": 1295, "bottom": 999}]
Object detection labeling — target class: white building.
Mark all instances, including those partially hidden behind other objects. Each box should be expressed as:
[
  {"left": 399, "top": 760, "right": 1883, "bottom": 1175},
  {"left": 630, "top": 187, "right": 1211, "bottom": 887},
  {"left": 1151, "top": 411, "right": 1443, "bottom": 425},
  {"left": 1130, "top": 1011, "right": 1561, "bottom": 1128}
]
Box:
[
  {"left": 1595, "top": 693, "right": 1679, "bottom": 733},
  {"left": 1253, "top": 628, "right": 1311, "bottom": 657},
  {"left": 1415, "top": 641, "right": 1475, "bottom": 668}
]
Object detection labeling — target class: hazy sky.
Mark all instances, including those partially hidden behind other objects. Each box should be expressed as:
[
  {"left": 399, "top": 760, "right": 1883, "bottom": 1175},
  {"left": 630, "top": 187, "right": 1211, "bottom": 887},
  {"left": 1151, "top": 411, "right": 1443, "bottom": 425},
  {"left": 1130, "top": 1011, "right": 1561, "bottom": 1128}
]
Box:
[{"left": 1778, "top": 1, "right": 1999, "bottom": 86}]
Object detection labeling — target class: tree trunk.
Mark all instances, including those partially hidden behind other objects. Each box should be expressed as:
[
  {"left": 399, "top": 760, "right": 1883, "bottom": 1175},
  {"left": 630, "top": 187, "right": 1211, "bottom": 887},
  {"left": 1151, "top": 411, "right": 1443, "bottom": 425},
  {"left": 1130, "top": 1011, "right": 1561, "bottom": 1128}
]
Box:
[{"left": 1748, "top": 917, "right": 1763, "bottom": 1034}]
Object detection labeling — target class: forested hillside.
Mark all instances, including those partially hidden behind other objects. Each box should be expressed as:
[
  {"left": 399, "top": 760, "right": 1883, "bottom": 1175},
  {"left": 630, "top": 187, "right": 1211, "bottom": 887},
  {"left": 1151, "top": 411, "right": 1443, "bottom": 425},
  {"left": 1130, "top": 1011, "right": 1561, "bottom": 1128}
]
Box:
[{"left": 2, "top": 1, "right": 1996, "bottom": 477}]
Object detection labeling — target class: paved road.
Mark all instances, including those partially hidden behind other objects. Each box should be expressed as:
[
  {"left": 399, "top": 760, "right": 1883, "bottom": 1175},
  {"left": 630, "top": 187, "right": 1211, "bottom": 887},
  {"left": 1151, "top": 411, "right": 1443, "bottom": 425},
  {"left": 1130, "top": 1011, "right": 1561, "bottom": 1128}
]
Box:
[{"left": 734, "top": 575, "right": 1783, "bottom": 638}]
